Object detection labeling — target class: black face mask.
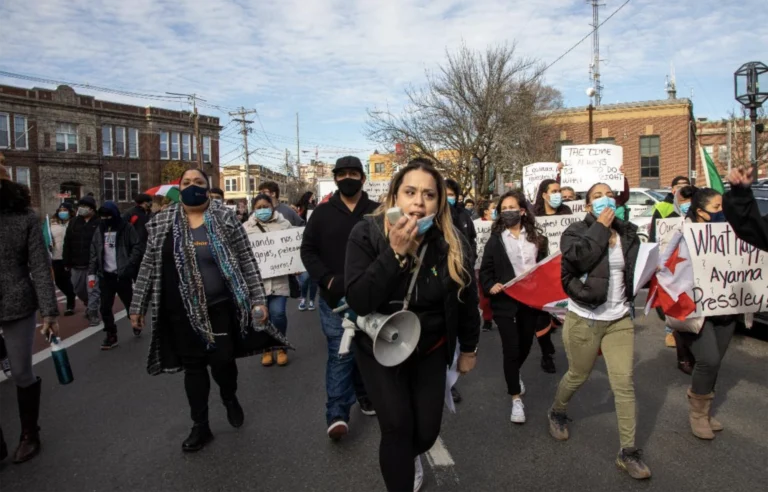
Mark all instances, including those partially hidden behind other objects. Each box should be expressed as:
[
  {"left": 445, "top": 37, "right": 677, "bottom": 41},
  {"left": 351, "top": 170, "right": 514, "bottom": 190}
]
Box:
[
  {"left": 181, "top": 185, "right": 209, "bottom": 207},
  {"left": 337, "top": 178, "right": 363, "bottom": 197},
  {"left": 101, "top": 216, "right": 113, "bottom": 227},
  {"left": 500, "top": 210, "right": 522, "bottom": 227}
]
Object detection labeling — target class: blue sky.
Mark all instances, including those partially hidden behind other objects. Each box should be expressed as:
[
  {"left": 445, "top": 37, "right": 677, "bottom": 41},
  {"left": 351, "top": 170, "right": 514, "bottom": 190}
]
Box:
[{"left": 1, "top": 0, "right": 766, "bottom": 171}]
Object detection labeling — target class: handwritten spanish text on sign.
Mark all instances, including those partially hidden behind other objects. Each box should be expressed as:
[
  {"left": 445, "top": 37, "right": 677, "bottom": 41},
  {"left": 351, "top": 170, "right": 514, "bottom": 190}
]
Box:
[
  {"left": 248, "top": 227, "right": 306, "bottom": 279},
  {"left": 561, "top": 144, "right": 624, "bottom": 192},
  {"left": 523, "top": 163, "right": 558, "bottom": 202},
  {"left": 535, "top": 214, "right": 586, "bottom": 254},
  {"left": 685, "top": 223, "right": 767, "bottom": 316},
  {"left": 473, "top": 219, "right": 493, "bottom": 270},
  {"left": 655, "top": 217, "right": 684, "bottom": 255},
  {"left": 364, "top": 180, "right": 391, "bottom": 200}
]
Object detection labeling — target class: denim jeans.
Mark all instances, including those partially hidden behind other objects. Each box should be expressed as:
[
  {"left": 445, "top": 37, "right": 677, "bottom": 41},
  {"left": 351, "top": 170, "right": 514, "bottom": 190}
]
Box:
[
  {"left": 299, "top": 271, "right": 317, "bottom": 301},
  {"left": 318, "top": 297, "right": 367, "bottom": 425},
  {"left": 267, "top": 295, "right": 288, "bottom": 336}
]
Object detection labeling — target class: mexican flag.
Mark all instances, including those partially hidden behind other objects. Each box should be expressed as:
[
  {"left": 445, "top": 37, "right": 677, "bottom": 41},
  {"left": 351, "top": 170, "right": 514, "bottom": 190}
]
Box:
[
  {"left": 145, "top": 179, "right": 181, "bottom": 203},
  {"left": 503, "top": 253, "right": 569, "bottom": 318},
  {"left": 700, "top": 146, "right": 725, "bottom": 194}
]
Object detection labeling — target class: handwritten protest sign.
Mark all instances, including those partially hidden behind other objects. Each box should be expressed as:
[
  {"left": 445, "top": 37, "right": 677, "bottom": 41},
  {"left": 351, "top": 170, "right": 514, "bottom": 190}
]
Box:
[
  {"left": 249, "top": 227, "right": 305, "bottom": 279},
  {"left": 364, "top": 180, "right": 391, "bottom": 200},
  {"left": 535, "top": 214, "right": 585, "bottom": 254},
  {"left": 561, "top": 144, "right": 624, "bottom": 192},
  {"left": 565, "top": 199, "right": 587, "bottom": 214},
  {"left": 655, "top": 217, "right": 684, "bottom": 254},
  {"left": 473, "top": 219, "right": 493, "bottom": 269},
  {"left": 523, "top": 163, "right": 558, "bottom": 202},
  {"left": 685, "top": 223, "right": 767, "bottom": 316}
]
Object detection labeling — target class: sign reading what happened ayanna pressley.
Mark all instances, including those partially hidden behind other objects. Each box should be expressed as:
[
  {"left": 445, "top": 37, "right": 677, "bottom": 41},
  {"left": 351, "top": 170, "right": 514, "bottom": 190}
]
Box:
[
  {"left": 685, "top": 222, "right": 767, "bottom": 316},
  {"left": 248, "top": 227, "right": 306, "bottom": 279}
]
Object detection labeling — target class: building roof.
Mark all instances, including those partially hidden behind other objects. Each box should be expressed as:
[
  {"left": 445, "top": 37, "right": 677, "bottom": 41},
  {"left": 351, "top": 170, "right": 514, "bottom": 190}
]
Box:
[{"left": 543, "top": 98, "right": 693, "bottom": 116}]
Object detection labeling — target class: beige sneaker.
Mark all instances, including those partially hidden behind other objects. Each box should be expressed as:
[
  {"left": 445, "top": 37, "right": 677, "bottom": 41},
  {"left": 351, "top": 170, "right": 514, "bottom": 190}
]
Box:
[
  {"left": 276, "top": 349, "right": 288, "bottom": 366},
  {"left": 547, "top": 409, "right": 570, "bottom": 441},
  {"left": 665, "top": 332, "right": 676, "bottom": 348},
  {"left": 261, "top": 350, "right": 274, "bottom": 367},
  {"left": 616, "top": 448, "right": 652, "bottom": 480}
]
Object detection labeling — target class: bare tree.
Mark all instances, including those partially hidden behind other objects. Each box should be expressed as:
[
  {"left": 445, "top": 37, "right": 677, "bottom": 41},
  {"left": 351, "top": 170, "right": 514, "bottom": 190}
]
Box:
[
  {"left": 725, "top": 107, "right": 768, "bottom": 173},
  {"left": 366, "top": 42, "right": 561, "bottom": 196}
]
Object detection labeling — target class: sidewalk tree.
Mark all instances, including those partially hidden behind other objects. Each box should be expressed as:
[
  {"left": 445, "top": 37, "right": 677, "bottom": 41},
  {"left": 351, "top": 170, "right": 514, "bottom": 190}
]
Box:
[
  {"left": 161, "top": 160, "right": 190, "bottom": 184},
  {"left": 724, "top": 107, "right": 768, "bottom": 173}
]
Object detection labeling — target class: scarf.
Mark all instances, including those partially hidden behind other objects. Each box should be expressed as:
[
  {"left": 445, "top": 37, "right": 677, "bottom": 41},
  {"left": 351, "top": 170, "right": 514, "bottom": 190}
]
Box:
[{"left": 172, "top": 207, "right": 251, "bottom": 349}]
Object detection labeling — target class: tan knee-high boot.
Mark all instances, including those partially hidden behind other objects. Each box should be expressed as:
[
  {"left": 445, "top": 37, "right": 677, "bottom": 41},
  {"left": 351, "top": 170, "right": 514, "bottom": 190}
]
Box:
[{"left": 687, "top": 388, "right": 715, "bottom": 440}]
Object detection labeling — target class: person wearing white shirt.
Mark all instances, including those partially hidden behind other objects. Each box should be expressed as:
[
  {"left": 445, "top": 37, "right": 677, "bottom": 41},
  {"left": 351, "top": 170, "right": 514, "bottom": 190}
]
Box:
[{"left": 479, "top": 191, "right": 550, "bottom": 425}]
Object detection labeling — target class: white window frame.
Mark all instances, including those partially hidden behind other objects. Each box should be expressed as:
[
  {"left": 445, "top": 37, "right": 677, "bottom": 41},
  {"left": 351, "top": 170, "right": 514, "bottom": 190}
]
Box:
[
  {"left": 117, "top": 172, "right": 127, "bottom": 202},
  {"left": 56, "top": 123, "right": 78, "bottom": 152},
  {"left": 128, "top": 128, "right": 139, "bottom": 158},
  {"left": 203, "top": 136, "right": 211, "bottom": 162},
  {"left": 182, "top": 133, "right": 191, "bottom": 161},
  {"left": 102, "top": 125, "right": 113, "bottom": 156},
  {"left": 15, "top": 166, "right": 30, "bottom": 187},
  {"left": 159, "top": 131, "right": 169, "bottom": 160},
  {"left": 171, "top": 132, "right": 180, "bottom": 160},
  {"left": 192, "top": 135, "right": 198, "bottom": 161},
  {"left": 14, "top": 115, "right": 28, "bottom": 150},
  {"left": 115, "top": 126, "right": 126, "bottom": 157},
  {"left": 129, "top": 172, "right": 140, "bottom": 200},
  {"left": 0, "top": 113, "right": 10, "bottom": 149},
  {"left": 103, "top": 171, "right": 115, "bottom": 202}
]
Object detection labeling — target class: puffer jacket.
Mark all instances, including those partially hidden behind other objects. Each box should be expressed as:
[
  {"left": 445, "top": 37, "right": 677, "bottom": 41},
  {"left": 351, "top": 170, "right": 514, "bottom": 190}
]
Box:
[
  {"left": 243, "top": 211, "right": 293, "bottom": 296},
  {"left": 560, "top": 213, "right": 640, "bottom": 311}
]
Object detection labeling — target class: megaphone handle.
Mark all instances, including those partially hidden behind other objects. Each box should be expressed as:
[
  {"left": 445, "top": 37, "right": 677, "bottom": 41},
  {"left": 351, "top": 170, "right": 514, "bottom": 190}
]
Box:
[{"left": 339, "top": 326, "right": 356, "bottom": 355}]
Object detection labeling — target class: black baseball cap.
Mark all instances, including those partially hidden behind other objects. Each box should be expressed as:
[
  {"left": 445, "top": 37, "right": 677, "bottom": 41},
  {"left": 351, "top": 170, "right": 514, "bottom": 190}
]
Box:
[{"left": 333, "top": 156, "right": 364, "bottom": 174}]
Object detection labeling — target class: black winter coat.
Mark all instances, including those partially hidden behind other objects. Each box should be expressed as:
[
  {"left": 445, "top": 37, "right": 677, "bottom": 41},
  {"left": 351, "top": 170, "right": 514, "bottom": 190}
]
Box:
[
  {"left": 345, "top": 215, "right": 480, "bottom": 365},
  {"left": 561, "top": 214, "right": 640, "bottom": 311},
  {"left": 89, "top": 222, "right": 144, "bottom": 279},
  {"left": 479, "top": 230, "right": 548, "bottom": 318},
  {"left": 451, "top": 206, "right": 477, "bottom": 265},
  {"left": 63, "top": 215, "right": 101, "bottom": 268},
  {"left": 122, "top": 205, "right": 150, "bottom": 247}
]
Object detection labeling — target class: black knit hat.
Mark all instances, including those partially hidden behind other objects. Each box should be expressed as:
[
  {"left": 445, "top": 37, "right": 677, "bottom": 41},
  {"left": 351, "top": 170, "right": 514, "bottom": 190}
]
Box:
[
  {"left": 134, "top": 193, "right": 152, "bottom": 204},
  {"left": 78, "top": 195, "right": 97, "bottom": 209},
  {"left": 333, "top": 156, "right": 363, "bottom": 174}
]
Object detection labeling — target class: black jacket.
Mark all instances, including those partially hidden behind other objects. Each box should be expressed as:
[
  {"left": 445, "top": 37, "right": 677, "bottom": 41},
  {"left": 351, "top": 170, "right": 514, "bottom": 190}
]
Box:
[
  {"left": 479, "top": 230, "right": 548, "bottom": 318},
  {"left": 300, "top": 191, "right": 379, "bottom": 307},
  {"left": 451, "top": 206, "right": 477, "bottom": 264},
  {"left": 63, "top": 215, "right": 101, "bottom": 268},
  {"left": 345, "top": 215, "right": 480, "bottom": 364},
  {"left": 561, "top": 214, "right": 640, "bottom": 310},
  {"left": 724, "top": 185, "right": 768, "bottom": 251},
  {"left": 122, "top": 205, "right": 151, "bottom": 247},
  {"left": 89, "top": 203, "right": 144, "bottom": 279}
]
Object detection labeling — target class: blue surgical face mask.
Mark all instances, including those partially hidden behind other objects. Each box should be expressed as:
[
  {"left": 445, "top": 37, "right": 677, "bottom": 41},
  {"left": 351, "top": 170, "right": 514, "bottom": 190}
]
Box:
[
  {"left": 679, "top": 202, "right": 691, "bottom": 215},
  {"left": 491, "top": 209, "right": 498, "bottom": 221},
  {"left": 254, "top": 208, "right": 273, "bottom": 222},
  {"left": 58, "top": 211, "right": 70, "bottom": 221},
  {"left": 447, "top": 197, "right": 456, "bottom": 206},
  {"left": 548, "top": 193, "right": 562, "bottom": 209},
  {"left": 416, "top": 214, "right": 435, "bottom": 236},
  {"left": 705, "top": 210, "right": 726, "bottom": 223},
  {"left": 591, "top": 196, "right": 616, "bottom": 217}
]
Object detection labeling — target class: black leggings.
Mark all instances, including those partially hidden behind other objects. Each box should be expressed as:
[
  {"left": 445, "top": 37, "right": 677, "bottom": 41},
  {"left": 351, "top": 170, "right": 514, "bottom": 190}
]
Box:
[
  {"left": 495, "top": 305, "right": 550, "bottom": 395},
  {"left": 356, "top": 342, "right": 447, "bottom": 492},
  {"left": 183, "top": 357, "right": 238, "bottom": 424}
]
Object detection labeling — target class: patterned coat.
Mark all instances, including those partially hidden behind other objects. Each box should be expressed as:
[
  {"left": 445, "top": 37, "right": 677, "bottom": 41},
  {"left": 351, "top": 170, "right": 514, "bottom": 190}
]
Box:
[{"left": 130, "top": 200, "right": 267, "bottom": 375}]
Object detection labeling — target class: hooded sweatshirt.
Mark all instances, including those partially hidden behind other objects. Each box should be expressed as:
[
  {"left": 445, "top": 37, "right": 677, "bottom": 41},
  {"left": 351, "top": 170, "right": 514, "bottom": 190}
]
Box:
[
  {"left": 89, "top": 201, "right": 143, "bottom": 278},
  {"left": 63, "top": 204, "right": 101, "bottom": 268},
  {"left": 244, "top": 210, "right": 293, "bottom": 296}
]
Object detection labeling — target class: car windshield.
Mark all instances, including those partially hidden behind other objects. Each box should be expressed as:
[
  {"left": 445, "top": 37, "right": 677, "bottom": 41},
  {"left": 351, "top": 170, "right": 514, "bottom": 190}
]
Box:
[
  {"left": 640, "top": 206, "right": 656, "bottom": 217},
  {"left": 648, "top": 190, "right": 667, "bottom": 201}
]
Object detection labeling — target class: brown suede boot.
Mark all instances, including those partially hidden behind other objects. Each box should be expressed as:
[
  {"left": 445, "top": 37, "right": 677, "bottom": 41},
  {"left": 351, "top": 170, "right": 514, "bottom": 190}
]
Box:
[
  {"left": 687, "top": 388, "right": 715, "bottom": 440},
  {"left": 709, "top": 416, "right": 724, "bottom": 432}
]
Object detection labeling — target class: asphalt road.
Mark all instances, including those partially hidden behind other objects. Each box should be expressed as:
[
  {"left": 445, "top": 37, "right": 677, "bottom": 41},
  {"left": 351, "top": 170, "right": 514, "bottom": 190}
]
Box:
[{"left": 1, "top": 300, "right": 767, "bottom": 491}]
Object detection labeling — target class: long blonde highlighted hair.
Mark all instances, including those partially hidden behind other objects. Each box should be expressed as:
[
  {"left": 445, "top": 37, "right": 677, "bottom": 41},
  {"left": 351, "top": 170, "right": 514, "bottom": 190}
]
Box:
[{"left": 374, "top": 158, "right": 469, "bottom": 292}]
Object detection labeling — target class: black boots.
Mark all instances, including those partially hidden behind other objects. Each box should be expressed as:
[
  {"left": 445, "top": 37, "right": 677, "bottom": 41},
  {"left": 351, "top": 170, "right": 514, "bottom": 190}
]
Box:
[
  {"left": 13, "top": 377, "right": 42, "bottom": 463},
  {"left": 223, "top": 398, "right": 244, "bottom": 428},
  {"left": 182, "top": 422, "right": 214, "bottom": 453}
]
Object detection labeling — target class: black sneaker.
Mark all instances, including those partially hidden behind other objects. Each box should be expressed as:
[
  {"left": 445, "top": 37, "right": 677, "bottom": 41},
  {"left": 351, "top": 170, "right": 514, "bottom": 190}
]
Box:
[
  {"left": 327, "top": 418, "right": 349, "bottom": 441},
  {"left": 64, "top": 309, "right": 75, "bottom": 316},
  {"left": 451, "top": 386, "right": 463, "bottom": 403},
  {"left": 616, "top": 448, "right": 652, "bottom": 480},
  {"left": 541, "top": 355, "right": 556, "bottom": 374},
  {"left": 100, "top": 334, "right": 118, "bottom": 350},
  {"left": 182, "top": 422, "right": 213, "bottom": 453},
  {"left": 358, "top": 397, "right": 376, "bottom": 416},
  {"left": 482, "top": 321, "right": 493, "bottom": 332},
  {"left": 548, "top": 409, "right": 571, "bottom": 441}
]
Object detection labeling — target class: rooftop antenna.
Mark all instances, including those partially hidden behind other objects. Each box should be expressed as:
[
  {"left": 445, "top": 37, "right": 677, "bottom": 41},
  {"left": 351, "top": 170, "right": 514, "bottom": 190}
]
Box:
[
  {"left": 665, "top": 62, "right": 677, "bottom": 100},
  {"left": 588, "top": 0, "right": 605, "bottom": 106}
]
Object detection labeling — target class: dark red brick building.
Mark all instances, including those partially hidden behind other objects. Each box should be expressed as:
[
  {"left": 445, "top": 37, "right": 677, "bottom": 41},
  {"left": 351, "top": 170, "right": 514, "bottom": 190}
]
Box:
[{"left": 0, "top": 84, "right": 221, "bottom": 213}]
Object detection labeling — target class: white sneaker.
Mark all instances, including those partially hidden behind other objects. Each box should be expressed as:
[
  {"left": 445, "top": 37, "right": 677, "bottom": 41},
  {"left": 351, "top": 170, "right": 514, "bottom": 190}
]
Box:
[
  {"left": 510, "top": 398, "right": 526, "bottom": 424},
  {"left": 414, "top": 455, "right": 424, "bottom": 492},
  {"left": 519, "top": 377, "right": 526, "bottom": 396},
  {"left": 327, "top": 420, "right": 349, "bottom": 441}
]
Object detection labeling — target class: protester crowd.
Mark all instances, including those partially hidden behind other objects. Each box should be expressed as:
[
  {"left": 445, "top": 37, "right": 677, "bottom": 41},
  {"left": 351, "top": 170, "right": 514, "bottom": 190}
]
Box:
[{"left": 0, "top": 147, "right": 766, "bottom": 491}]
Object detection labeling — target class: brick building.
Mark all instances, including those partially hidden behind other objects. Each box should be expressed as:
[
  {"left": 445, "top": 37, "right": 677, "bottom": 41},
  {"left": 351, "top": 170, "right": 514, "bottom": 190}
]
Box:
[
  {"left": 0, "top": 84, "right": 220, "bottom": 214},
  {"left": 542, "top": 98, "right": 697, "bottom": 190},
  {"left": 298, "top": 160, "right": 334, "bottom": 184},
  {"left": 220, "top": 164, "right": 290, "bottom": 203},
  {"left": 695, "top": 118, "right": 768, "bottom": 179}
]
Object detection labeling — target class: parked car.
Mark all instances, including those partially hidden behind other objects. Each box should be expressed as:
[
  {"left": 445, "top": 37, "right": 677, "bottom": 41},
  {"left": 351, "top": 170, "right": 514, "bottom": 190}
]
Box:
[
  {"left": 627, "top": 188, "right": 665, "bottom": 218},
  {"left": 630, "top": 206, "right": 654, "bottom": 242}
]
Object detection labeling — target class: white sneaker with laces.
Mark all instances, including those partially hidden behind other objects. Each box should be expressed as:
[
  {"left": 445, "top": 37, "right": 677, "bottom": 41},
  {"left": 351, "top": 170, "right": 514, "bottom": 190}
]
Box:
[
  {"left": 519, "top": 377, "right": 526, "bottom": 396},
  {"left": 510, "top": 398, "right": 526, "bottom": 424},
  {"left": 414, "top": 455, "right": 424, "bottom": 492}
]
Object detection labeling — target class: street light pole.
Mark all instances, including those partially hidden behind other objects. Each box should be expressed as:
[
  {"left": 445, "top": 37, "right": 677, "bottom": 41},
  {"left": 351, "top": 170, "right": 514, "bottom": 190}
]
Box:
[{"left": 749, "top": 107, "right": 758, "bottom": 183}]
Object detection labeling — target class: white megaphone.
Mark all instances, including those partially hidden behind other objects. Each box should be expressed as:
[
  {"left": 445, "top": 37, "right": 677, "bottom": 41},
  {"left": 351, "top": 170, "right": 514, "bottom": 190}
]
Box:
[{"left": 336, "top": 305, "right": 421, "bottom": 367}]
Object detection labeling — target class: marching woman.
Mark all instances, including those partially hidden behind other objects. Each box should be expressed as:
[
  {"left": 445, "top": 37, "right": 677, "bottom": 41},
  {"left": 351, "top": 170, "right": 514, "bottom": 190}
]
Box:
[
  {"left": 547, "top": 182, "right": 651, "bottom": 480},
  {"left": 480, "top": 191, "right": 550, "bottom": 424},
  {"left": 130, "top": 168, "right": 286, "bottom": 453},
  {"left": 679, "top": 188, "right": 736, "bottom": 440},
  {"left": 345, "top": 158, "right": 480, "bottom": 492},
  {"left": 244, "top": 193, "right": 292, "bottom": 367},
  {"left": 50, "top": 202, "right": 77, "bottom": 316}
]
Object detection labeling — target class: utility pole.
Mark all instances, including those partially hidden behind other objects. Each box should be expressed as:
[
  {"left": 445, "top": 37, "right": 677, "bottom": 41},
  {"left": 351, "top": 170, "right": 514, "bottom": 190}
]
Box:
[
  {"left": 296, "top": 112, "right": 300, "bottom": 167},
  {"left": 167, "top": 92, "right": 205, "bottom": 168},
  {"left": 228, "top": 107, "right": 257, "bottom": 209},
  {"left": 588, "top": 0, "right": 604, "bottom": 107},
  {"left": 727, "top": 120, "right": 732, "bottom": 173}
]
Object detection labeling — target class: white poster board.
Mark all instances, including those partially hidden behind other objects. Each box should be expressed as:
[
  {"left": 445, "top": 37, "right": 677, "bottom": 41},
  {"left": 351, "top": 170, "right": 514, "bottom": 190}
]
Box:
[
  {"left": 560, "top": 144, "right": 624, "bottom": 192},
  {"left": 473, "top": 219, "right": 493, "bottom": 270},
  {"left": 655, "top": 217, "right": 684, "bottom": 255},
  {"left": 249, "top": 227, "right": 306, "bottom": 279},
  {"left": 522, "top": 162, "right": 558, "bottom": 202},
  {"left": 535, "top": 214, "right": 585, "bottom": 254},
  {"left": 565, "top": 199, "right": 587, "bottom": 215},
  {"left": 686, "top": 223, "right": 767, "bottom": 316},
  {"left": 364, "top": 180, "right": 391, "bottom": 200}
]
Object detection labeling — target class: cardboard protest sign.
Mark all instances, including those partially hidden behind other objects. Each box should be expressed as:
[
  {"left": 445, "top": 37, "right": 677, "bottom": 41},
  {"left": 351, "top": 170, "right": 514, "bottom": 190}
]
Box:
[
  {"left": 685, "top": 222, "right": 767, "bottom": 316},
  {"left": 535, "top": 214, "right": 585, "bottom": 254},
  {"left": 473, "top": 219, "right": 493, "bottom": 270},
  {"left": 523, "top": 163, "right": 558, "bottom": 202},
  {"left": 565, "top": 199, "right": 587, "bottom": 214},
  {"left": 655, "top": 217, "right": 684, "bottom": 254},
  {"left": 560, "top": 144, "right": 624, "bottom": 192},
  {"left": 249, "top": 227, "right": 305, "bottom": 279},
  {"left": 363, "top": 180, "right": 391, "bottom": 200}
]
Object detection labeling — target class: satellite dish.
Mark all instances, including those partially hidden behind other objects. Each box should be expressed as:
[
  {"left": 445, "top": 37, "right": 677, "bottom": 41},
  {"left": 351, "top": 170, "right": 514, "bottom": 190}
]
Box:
[{"left": 586, "top": 87, "right": 596, "bottom": 97}]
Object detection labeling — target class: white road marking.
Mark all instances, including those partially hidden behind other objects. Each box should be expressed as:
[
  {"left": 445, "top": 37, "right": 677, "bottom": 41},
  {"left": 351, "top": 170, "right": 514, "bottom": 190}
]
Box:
[
  {"left": 0, "top": 310, "right": 128, "bottom": 384},
  {"left": 425, "top": 436, "right": 460, "bottom": 486}
]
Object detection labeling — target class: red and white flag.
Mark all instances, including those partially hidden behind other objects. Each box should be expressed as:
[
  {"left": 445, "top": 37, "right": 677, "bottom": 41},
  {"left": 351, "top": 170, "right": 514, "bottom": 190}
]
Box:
[
  {"left": 645, "top": 230, "right": 696, "bottom": 320},
  {"left": 503, "top": 253, "right": 569, "bottom": 317}
]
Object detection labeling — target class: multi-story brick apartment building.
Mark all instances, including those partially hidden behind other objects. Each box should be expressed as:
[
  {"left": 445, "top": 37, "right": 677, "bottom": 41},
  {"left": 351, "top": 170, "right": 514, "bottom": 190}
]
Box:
[
  {"left": 219, "top": 164, "right": 290, "bottom": 203},
  {"left": 0, "top": 84, "right": 220, "bottom": 213}
]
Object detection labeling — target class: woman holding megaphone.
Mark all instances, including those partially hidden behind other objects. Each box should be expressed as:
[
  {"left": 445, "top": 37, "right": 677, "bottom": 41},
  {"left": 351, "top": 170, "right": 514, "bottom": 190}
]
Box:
[{"left": 345, "top": 158, "right": 480, "bottom": 492}]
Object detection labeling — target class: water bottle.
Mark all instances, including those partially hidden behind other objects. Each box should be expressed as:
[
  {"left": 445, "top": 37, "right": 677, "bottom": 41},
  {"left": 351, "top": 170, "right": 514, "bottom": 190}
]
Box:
[{"left": 50, "top": 337, "right": 74, "bottom": 385}]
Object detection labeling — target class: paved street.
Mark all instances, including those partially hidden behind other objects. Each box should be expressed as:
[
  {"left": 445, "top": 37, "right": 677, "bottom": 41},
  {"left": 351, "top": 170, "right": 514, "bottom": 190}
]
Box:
[{"left": 1, "top": 299, "right": 767, "bottom": 491}]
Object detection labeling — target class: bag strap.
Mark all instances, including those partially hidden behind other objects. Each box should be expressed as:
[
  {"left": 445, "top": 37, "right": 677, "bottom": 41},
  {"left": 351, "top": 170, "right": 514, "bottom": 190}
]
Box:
[
  {"left": 255, "top": 222, "right": 266, "bottom": 233},
  {"left": 403, "top": 245, "right": 428, "bottom": 311}
]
